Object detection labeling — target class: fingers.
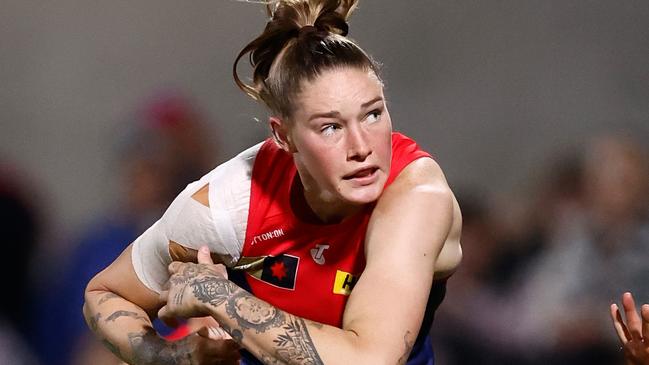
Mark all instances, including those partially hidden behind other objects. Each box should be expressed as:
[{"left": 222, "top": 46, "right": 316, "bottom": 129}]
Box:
[
  {"left": 197, "top": 246, "right": 229, "bottom": 279},
  {"left": 194, "top": 325, "right": 232, "bottom": 340},
  {"left": 201, "top": 316, "right": 220, "bottom": 329},
  {"left": 187, "top": 316, "right": 221, "bottom": 332},
  {"left": 168, "top": 261, "right": 184, "bottom": 274},
  {"left": 197, "top": 245, "right": 214, "bottom": 265},
  {"left": 158, "top": 306, "right": 180, "bottom": 328},
  {"left": 208, "top": 326, "right": 232, "bottom": 340},
  {"left": 195, "top": 326, "right": 210, "bottom": 338},
  {"left": 642, "top": 304, "right": 649, "bottom": 340},
  {"left": 623, "top": 292, "right": 644, "bottom": 341},
  {"left": 612, "top": 303, "right": 631, "bottom": 344}
]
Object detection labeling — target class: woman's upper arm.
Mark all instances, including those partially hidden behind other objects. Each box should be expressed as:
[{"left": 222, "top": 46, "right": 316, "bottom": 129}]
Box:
[
  {"left": 85, "top": 152, "right": 255, "bottom": 316},
  {"left": 86, "top": 243, "right": 163, "bottom": 317},
  {"left": 340, "top": 157, "right": 456, "bottom": 360}
]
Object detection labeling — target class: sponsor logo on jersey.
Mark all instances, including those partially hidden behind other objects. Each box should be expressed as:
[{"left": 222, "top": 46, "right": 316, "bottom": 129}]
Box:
[
  {"left": 248, "top": 254, "right": 299, "bottom": 290},
  {"left": 310, "top": 244, "right": 330, "bottom": 265},
  {"left": 333, "top": 270, "right": 358, "bottom": 296},
  {"left": 251, "top": 228, "right": 285, "bottom": 246}
]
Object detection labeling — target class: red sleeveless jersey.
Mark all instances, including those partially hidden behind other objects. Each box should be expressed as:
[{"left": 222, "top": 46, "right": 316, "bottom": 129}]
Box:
[{"left": 241, "top": 132, "right": 431, "bottom": 327}]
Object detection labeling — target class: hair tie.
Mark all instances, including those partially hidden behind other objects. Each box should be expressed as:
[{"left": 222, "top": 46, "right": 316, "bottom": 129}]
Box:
[{"left": 298, "top": 25, "right": 319, "bottom": 40}]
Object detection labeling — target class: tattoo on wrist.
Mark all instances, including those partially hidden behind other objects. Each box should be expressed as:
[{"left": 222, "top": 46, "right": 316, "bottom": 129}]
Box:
[
  {"left": 273, "top": 316, "right": 324, "bottom": 365},
  {"left": 225, "top": 290, "right": 286, "bottom": 333},
  {"left": 191, "top": 276, "right": 238, "bottom": 307}
]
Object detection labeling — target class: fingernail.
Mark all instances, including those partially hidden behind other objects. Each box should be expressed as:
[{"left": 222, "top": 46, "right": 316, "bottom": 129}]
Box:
[{"left": 201, "top": 246, "right": 209, "bottom": 253}]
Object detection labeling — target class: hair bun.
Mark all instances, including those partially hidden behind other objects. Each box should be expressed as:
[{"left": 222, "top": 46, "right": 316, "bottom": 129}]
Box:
[
  {"left": 313, "top": 10, "right": 349, "bottom": 36},
  {"left": 234, "top": 0, "right": 374, "bottom": 116},
  {"left": 266, "top": 0, "right": 357, "bottom": 34}
]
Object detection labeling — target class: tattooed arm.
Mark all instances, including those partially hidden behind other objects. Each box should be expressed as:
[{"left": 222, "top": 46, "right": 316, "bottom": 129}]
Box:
[
  {"left": 160, "top": 158, "right": 461, "bottom": 365},
  {"left": 160, "top": 261, "right": 327, "bottom": 364},
  {"left": 83, "top": 244, "right": 240, "bottom": 365}
]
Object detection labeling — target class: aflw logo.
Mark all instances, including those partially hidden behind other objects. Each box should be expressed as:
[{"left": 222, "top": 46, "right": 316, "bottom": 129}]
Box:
[{"left": 251, "top": 228, "right": 285, "bottom": 245}]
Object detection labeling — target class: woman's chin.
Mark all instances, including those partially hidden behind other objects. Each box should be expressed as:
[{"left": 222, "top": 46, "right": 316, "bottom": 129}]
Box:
[{"left": 341, "top": 184, "right": 383, "bottom": 206}]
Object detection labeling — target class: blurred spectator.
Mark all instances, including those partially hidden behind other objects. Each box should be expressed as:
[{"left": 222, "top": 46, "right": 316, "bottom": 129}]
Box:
[
  {"left": 433, "top": 135, "right": 649, "bottom": 365},
  {"left": 0, "top": 164, "right": 43, "bottom": 365},
  {"left": 512, "top": 134, "right": 649, "bottom": 364},
  {"left": 31, "top": 91, "right": 220, "bottom": 365}
]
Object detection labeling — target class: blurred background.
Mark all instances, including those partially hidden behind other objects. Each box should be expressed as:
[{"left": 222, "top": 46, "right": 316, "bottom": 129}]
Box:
[{"left": 1, "top": 1, "right": 648, "bottom": 364}]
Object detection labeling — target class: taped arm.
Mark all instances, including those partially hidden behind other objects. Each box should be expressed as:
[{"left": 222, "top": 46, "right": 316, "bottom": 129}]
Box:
[
  {"left": 83, "top": 184, "right": 240, "bottom": 364},
  {"left": 164, "top": 157, "right": 456, "bottom": 365}
]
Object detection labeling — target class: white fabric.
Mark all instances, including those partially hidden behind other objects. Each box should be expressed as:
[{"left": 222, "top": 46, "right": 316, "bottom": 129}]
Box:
[{"left": 131, "top": 142, "right": 262, "bottom": 293}]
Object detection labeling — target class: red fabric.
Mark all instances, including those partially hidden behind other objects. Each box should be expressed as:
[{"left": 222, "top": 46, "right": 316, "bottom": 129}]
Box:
[
  {"left": 242, "top": 132, "right": 431, "bottom": 327},
  {"left": 165, "top": 324, "right": 191, "bottom": 341}
]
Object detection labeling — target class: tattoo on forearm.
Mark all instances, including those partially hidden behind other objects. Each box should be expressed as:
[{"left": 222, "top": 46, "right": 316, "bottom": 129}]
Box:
[
  {"left": 170, "top": 264, "right": 326, "bottom": 365},
  {"left": 260, "top": 352, "right": 283, "bottom": 365},
  {"left": 128, "top": 328, "right": 190, "bottom": 365},
  {"left": 397, "top": 330, "right": 414, "bottom": 365},
  {"left": 272, "top": 316, "right": 324, "bottom": 365},
  {"left": 88, "top": 313, "right": 101, "bottom": 332},
  {"left": 231, "top": 329, "right": 244, "bottom": 343},
  {"left": 106, "top": 310, "right": 147, "bottom": 323},
  {"left": 225, "top": 290, "right": 286, "bottom": 333},
  {"left": 191, "top": 276, "right": 238, "bottom": 308},
  {"left": 98, "top": 292, "right": 120, "bottom": 305},
  {"left": 220, "top": 322, "right": 244, "bottom": 344}
]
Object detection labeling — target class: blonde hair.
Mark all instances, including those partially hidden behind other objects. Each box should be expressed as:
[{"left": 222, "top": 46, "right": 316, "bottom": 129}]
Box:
[{"left": 234, "top": 0, "right": 380, "bottom": 118}]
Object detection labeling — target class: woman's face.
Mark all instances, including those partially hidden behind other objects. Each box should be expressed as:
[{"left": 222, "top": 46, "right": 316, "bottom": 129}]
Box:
[{"left": 278, "top": 67, "right": 393, "bottom": 213}]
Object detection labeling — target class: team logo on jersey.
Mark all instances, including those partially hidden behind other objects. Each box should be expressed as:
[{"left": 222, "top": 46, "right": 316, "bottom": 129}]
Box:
[
  {"left": 333, "top": 270, "right": 358, "bottom": 296},
  {"left": 248, "top": 254, "right": 299, "bottom": 290},
  {"left": 310, "top": 244, "right": 330, "bottom": 265}
]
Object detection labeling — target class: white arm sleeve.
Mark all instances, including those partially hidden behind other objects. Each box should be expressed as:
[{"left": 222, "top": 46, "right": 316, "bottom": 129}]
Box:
[{"left": 131, "top": 142, "right": 262, "bottom": 293}]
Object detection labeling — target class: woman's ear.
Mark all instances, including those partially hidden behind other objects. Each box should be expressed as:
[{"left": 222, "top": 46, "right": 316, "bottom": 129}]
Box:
[{"left": 269, "top": 116, "right": 295, "bottom": 152}]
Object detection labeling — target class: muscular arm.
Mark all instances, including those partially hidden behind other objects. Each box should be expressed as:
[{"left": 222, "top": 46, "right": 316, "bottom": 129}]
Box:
[
  {"left": 161, "top": 158, "right": 459, "bottom": 365},
  {"left": 84, "top": 244, "right": 237, "bottom": 365},
  {"left": 83, "top": 244, "right": 178, "bottom": 364}
]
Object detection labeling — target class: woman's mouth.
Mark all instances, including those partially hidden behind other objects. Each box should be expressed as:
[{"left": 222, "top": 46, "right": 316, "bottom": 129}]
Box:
[{"left": 343, "top": 167, "right": 379, "bottom": 184}]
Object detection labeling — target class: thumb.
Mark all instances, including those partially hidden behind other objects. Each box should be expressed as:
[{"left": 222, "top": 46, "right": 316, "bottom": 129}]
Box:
[
  {"left": 158, "top": 306, "right": 180, "bottom": 328},
  {"left": 197, "top": 245, "right": 214, "bottom": 265},
  {"left": 195, "top": 326, "right": 210, "bottom": 338}
]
